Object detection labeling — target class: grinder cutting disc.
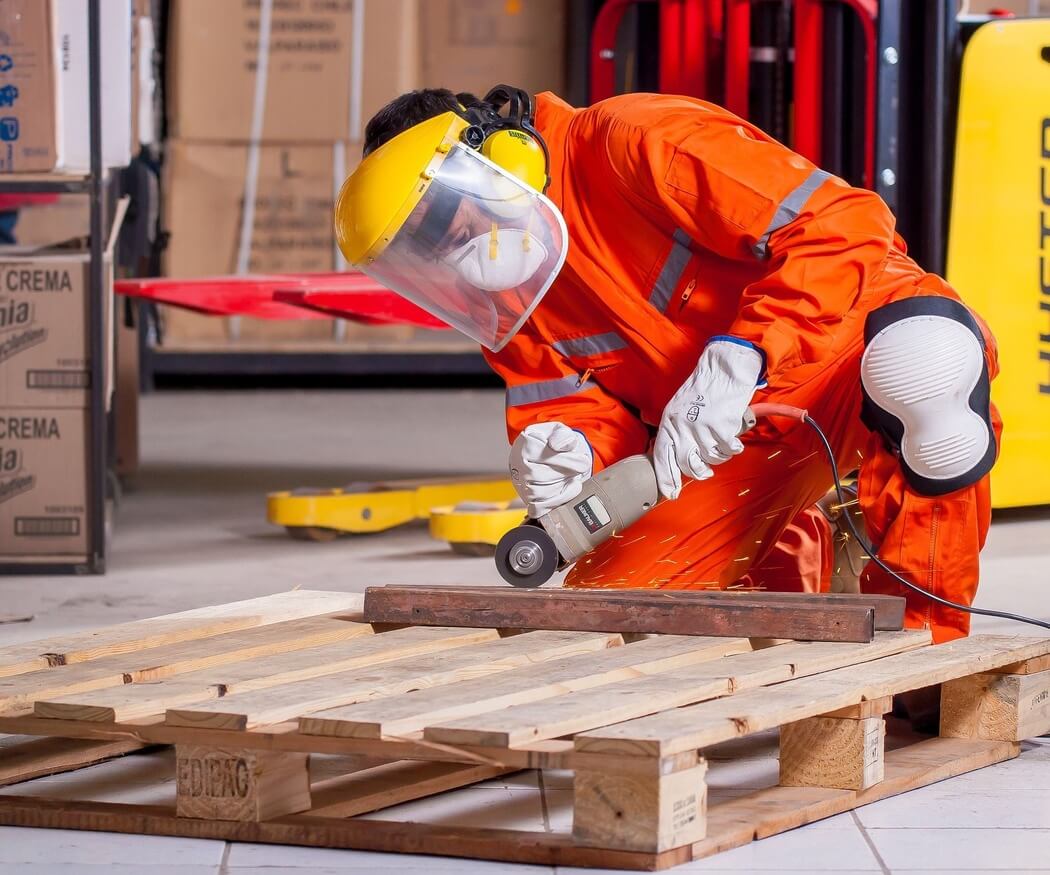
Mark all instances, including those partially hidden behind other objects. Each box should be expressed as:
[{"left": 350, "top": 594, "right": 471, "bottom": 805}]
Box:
[{"left": 494, "top": 524, "right": 559, "bottom": 587}]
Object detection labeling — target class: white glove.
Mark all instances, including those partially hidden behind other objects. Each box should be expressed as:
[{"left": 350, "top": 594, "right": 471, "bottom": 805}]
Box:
[
  {"left": 654, "top": 339, "right": 763, "bottom": 500},
  {"left": 509, "top": 422, "right": 593, "bottom": 517}
]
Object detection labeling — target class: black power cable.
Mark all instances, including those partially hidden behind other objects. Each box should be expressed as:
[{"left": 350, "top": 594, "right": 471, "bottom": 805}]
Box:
[{"left": 802, "top": 414, "right": 1050, "bottom": 633}]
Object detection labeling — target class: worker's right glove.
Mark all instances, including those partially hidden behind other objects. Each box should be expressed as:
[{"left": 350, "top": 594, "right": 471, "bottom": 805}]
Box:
[
  {"left": 654, "top": 338, "right": 764, "bottom": 500},
  {"left": 509, "top": 422, "right": 593, "bottom": 518}
]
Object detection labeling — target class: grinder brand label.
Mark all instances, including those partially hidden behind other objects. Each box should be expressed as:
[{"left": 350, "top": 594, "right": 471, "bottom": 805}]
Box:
[{"left": 573, "top": 495, "right": 612, "bottom": 534}]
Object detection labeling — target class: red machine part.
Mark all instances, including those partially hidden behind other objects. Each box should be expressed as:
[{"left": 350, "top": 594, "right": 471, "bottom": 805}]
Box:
[
  {"left": 591, "top": 0, "right": 723, "bottom": 102},
  {"left": 792, "top": 0, "right": 878, "bottom": 188},
  {"left": 591, "top": 0, "right": 880, "bottom": 189},
  {"left": 114, "top": 273, "right": 449, "bottom": 329},
  {"left": 271, "top": 289, "right": 448, "bottom": 329}
]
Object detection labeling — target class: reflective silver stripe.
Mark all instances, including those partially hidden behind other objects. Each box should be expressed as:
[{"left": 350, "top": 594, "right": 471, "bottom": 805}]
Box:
[
  {"left": 753, "top": 168, "right": 832, "bottom": 258},
  {"left": 506, "top": 375, "right": 593, "bottom": 407},
  {"left": 552, "top": 332, "right": 627, "bottom": 358},
  {"left": 649, "top": 228, "right": 693, "bottom": 313}
]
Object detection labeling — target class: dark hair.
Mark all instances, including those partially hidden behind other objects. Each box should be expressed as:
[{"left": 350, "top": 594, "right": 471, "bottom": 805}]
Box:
[{"left": 363, "top": 88, "right": 486, "bottom": 157}]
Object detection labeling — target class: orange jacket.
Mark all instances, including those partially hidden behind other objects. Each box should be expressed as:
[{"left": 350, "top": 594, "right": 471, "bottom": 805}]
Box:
[{"left": 484, "top": 92, "right": 927, "bottom": 467}]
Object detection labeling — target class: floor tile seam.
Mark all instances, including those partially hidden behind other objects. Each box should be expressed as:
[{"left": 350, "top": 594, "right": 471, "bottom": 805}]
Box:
[{"left": 852, "top": 809, "right": 892, "bottom": 875}]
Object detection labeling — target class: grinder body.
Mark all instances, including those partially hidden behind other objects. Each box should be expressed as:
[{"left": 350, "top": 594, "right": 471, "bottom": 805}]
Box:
[
  {"left": 493, "top": 405, "right": 788, "bottom": 587},
  {"left": 494, "top": 454, "right": 658, "bottom": 587}
]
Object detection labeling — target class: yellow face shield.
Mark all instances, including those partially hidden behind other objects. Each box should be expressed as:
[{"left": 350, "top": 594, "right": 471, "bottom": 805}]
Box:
[{"left": 335, "top": 113, "right": 568, "bottom": 352}]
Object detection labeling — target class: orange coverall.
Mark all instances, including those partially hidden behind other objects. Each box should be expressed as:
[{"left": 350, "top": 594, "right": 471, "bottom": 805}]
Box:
[{"left": 483, "top": 93, "right": 1000, "bottom": 643}]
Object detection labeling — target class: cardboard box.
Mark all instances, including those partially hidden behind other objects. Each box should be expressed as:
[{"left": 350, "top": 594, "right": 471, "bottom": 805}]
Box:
[
  {"left": 0, "top": 1, "right": 58, "bottom": 172},
  {"left": 163, "top": 138, "right": 353, "bottom": 279},
  {"left": 161, "top": 139, "right": 356, "bottom": 343},
  {"left": 419, "top": 0, "right": 567, "bottom": 99},
  {"left": 167, "top": 0, "right": 419, "bottom": 143},
  {"left": 53, "top": 0, "right": 135, "bottom": 170},
  {"left": 0, "top": 407, "right": 89, "bottom": 558},
  {"left": 0, "top": 200, "right": 124, "bottom": 407},
  {"left": 13, "top": 195, "right": 89, "bottom": 247},
  {"left": 0, "top": 0, "right": 135, "bottom": 173}
]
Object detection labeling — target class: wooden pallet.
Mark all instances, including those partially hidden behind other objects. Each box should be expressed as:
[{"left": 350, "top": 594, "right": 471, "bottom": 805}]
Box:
[{"left": 1, "top": 589, "right": 1049, "bottom": 870}]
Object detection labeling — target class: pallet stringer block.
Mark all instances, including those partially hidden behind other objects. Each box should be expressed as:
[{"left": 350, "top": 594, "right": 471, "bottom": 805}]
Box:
[
  {"left": 573, "top": 749, "right": 707, "bottom": 853},
  {"left": 779, "top": 696, "right": 893, "bottom": 791},
  {"left": 941, "top": 665, "right": 1050, "bottom": 742},
  {"left": 175, "top": 744, "right": 311, "bottom": 822}
]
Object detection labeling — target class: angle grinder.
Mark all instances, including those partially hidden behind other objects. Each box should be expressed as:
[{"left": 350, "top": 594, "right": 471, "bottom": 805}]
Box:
[{"left": 494, "top": 402, "right": 802, "bottom": 587}]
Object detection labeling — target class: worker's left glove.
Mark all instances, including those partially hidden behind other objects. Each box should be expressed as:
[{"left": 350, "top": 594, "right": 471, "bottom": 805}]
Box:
[
  {"left": 654, "top": 338, "right": 764, "bottom": 500},
  {"left": 509, "top": 422, "right": 593, "bottom": 518}
]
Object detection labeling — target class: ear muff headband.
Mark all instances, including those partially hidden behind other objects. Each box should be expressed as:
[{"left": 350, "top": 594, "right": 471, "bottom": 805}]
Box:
[{"left": 456, "top": 85, "right": 551, "bottom": 193}]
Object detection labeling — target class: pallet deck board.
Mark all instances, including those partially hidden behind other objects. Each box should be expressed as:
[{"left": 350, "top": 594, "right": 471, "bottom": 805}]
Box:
[
  {"left": 362, "top": 586, "right": 879, "bottom": 642},
  {"left": 163, "top": 630, "right": 623, "bottom": 731},
  {"left": 300, "top": 635, "right": 754, "bottom": 740},
  {"left": 0, "top": 796, "right": 676, "bottom": 870},
  {"left": 0, "top": 617, "right": 372, "bottom": 715},
  {"left": 0, "top": 737, "right": 147, "bottom": 788},
  {"left": 575, "top": 634, "right": 1049, "bottom": 757},
  {"left": 693, "top": 737, "right": 1018, "bottom": 855},
  {"left": 423, "top": 632, "right": 928, "bottom": 748},
  {"left": 306, "top": 761, "right": 512, "bottom": 818},
  {"left": 0, "top": 591, "right": 364, "bottom": 679},
  {"left": 33, "top": 626, "right": 500, "bottom": 723}
]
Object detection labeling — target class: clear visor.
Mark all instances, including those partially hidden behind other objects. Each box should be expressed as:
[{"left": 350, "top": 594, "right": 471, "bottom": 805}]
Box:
[{"left": 359, "top": 144, "right": 567, "bottom": 351}]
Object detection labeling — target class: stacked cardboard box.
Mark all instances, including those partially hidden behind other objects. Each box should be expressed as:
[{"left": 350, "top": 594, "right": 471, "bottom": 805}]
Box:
[
  {"left": 0, "top": 216, "right": 121, "bottom": 562},
  {"left": 0, "top": 0, "right": 137, "bottom": 173},
  {"left": 161, "top": 0, "right": 419, "bottom": 344},
  {"left": 419, "top": 0, "right": 567, "bottom": 98},
  {"left": 159, "top": 0, "right": 566, "bottom": 350}
]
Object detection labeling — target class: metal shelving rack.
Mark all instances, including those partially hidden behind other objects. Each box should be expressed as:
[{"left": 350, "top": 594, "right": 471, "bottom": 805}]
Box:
[{"left": 0, "top": 0, "right": 109, "bottom": 574}]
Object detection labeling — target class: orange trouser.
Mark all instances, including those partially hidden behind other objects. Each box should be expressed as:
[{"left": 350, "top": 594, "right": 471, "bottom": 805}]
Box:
[{"left": 566, "top": 285, "right": 1001, "bottom": 643}]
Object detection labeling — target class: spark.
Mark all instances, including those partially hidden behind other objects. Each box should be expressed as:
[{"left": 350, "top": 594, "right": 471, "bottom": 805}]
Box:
[
  {"left": 733, "top": 556, "right": 751, "bottom": 562},
  {"left": 767, "top": 450, "right": 782, "bottom": 459},
  {"left": 621, "top": 535, "right": 646, "bottom": 548},
  {"left": 659, "top": 535, "right": 677, "bottom": 543},
  {"left": 610, "top": 533, "right": 624, "bottom": 539},
  {"left": 737, "top": 488, "right": 751, "bottom": 497},
  {"left": 829, "top": 498, "right": 860, "bottom": 510},
  {"left": 788, "top": 450, "right": 820, "bottom": 468},
  {"left": 658, "top": 558, "right": 678, "bottom": 565}
]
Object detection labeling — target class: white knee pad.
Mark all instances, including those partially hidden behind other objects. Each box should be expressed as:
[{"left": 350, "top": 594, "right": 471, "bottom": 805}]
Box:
[{"left": 861, "top": 297, "right": 995, "bottom": 496}]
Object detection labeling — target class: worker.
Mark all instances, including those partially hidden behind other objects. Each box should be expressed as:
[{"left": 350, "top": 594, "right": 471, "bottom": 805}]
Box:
[{"left": 335, "top": 86, "right": 1001, "bottom": 646}]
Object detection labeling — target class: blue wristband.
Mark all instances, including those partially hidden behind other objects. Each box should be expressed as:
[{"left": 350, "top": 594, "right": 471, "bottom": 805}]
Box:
[{"left": 708, "top": 335, "right": 768, "bottom": 388}]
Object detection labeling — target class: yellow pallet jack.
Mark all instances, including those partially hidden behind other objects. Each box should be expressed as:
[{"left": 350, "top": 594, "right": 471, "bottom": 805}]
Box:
[
  {"left": 429, "top": 500, "right": 527, "bottom": 556},
  {"left": 268, "top": 477, "right": 517, "bottom": 542}
]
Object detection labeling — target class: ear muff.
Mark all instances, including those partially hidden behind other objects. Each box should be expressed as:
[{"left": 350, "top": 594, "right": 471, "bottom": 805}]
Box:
[
  {"left": 479, "top": 129, "right": 549, "bottom": 193},
  {"left": 456, "top": 85, "right": 551, "bottom": 193}
]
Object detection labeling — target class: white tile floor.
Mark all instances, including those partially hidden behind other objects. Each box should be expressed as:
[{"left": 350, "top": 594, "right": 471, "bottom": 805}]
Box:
[{"left": 2, "top": 389, "right": 1049, "bottom": 873}]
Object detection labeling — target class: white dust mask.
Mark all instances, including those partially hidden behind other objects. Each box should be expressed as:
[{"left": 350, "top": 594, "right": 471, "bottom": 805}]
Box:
[{"left": 442, "top": 227, "right": 549, "bottom": 293}]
